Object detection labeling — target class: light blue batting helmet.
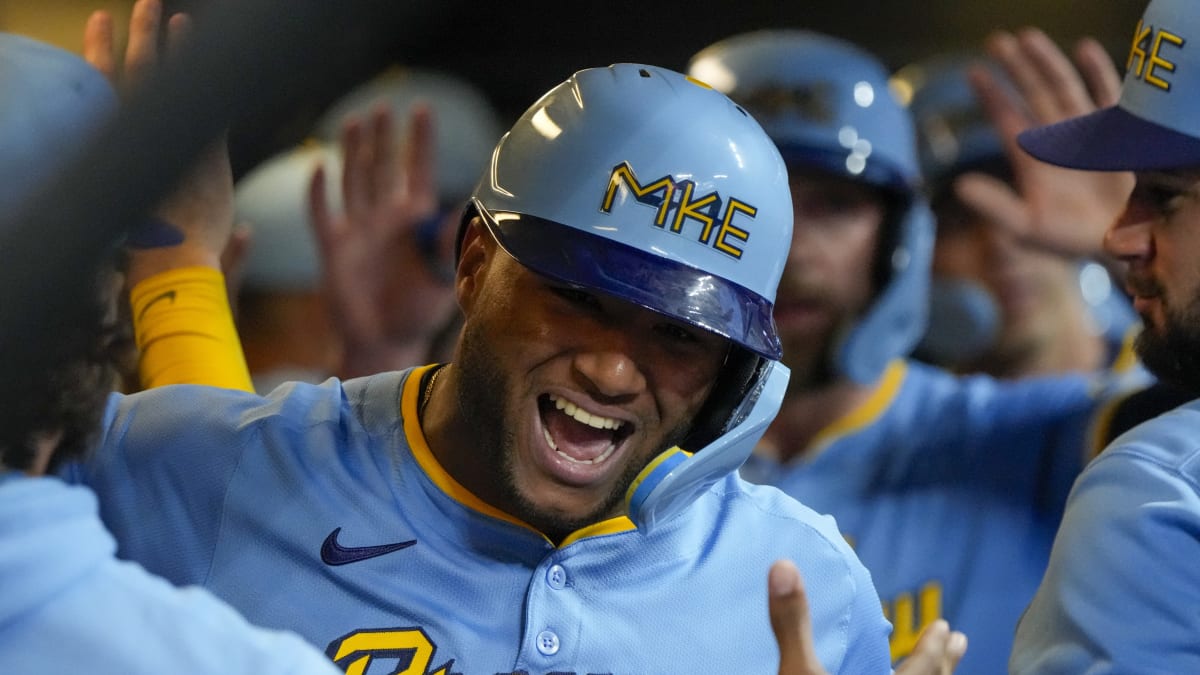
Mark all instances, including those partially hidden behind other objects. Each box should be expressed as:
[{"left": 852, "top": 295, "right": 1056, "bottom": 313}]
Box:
[
  {"left": 689, "top": 31, "right": 934, "bottom": 384},
  {"left": 894, "top": 54, "right": 1009, "bottom": 193},
  {"left": 466, "top": 63, "right": 794, "bottom": 530},
  {"left": 316, "top": 68, "right": 503, "bottom": 203},
  {"left": 234, "top": 143, "right": 341, "bottom": 291}
]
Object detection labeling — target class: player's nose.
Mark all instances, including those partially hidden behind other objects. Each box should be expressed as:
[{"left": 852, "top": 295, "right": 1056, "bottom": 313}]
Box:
[
  {"left": 570, "top": 328, "right": 647, "bottom": 400},
  {"left": 1104, "top": 199, "right": 1154, "bottom": 262}
]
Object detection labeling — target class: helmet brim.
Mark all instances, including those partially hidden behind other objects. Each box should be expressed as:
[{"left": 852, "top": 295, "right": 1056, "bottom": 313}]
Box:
[
  {"left": 1019, "top": 105, "right": 1200, "bottom": 172},
  {"left": 476, "top": 203, "right": 782, "bottom": 360}
]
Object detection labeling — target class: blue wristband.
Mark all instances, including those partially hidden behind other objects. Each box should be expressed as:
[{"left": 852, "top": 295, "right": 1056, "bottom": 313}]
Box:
[{"left": 125, "top": 217, "right": 185, "bottom": 249}]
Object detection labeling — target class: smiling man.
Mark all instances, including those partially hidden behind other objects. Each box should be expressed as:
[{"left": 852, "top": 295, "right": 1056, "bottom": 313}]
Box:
[{"left": 64, "top": 64, "right": 901, "bottom": 673}]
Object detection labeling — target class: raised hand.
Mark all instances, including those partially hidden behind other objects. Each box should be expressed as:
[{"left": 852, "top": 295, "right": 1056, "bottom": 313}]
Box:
[
  {"left": 960, "top": 28, "right": 1133, "bottom": 259},
  {"left": 309, "top": 104, "right": 460, "bottom": 377},
  {"left": 85, "top": 0, "right": 234, "bottom": 282}
]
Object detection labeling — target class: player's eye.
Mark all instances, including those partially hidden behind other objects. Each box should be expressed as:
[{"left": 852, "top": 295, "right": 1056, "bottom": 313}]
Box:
[
  {"left": 551, "top": 286, "right": 602, "bottom": 310},
  {"left": 655, "top": 321, "right": 699, "bottom": 344},
  {"left": 1134, "top": 174, "right": 1200, "bottom": 215}
]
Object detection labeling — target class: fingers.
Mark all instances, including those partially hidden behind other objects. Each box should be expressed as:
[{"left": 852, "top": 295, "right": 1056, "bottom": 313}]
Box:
[
  {"left": 83, "top": 10, "right": 115, "bottom": 80},
  {"left": 369, "top": 106, "right": 397, "bottom": 210},
  {"left": 894, "top": 620, "right": 968, "bottom": 675},
  {"left": 953, "top": 172, "right": 1031, "bottom": 238},
  {"left": 1017, "top": 28, "right": 1095, "bottom": 117},
  {"left": 1074, "top": 36, "right": 1123, "bottom": 107},
  {"left": 769, "top": 560, "right": 828, "bottom": 675},
  {"left": 402, "top": 104, "right": 438, "bottom": 212},
  {"left": 340, "top": 118, "right": 372, "bottom": 222},
  {"left": 309, "top": 163, "right": 339, "bottom": 253},
  {"left": 966, "top": 63, "right": 1028, "bottom": 160},
  {"left": 165, "top": 12, "right": 192, "bottom": 58},
  {"left": 987, "top": 28, "right": 1100, "bottom": 124},
  {"left": 124, "top": 0, "right": 164, "bottom": 87}
]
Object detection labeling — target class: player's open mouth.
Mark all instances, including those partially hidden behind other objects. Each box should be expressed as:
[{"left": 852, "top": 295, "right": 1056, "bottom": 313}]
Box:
[{"left": 538, "top": 394, "right": 632, "bottom": 466}]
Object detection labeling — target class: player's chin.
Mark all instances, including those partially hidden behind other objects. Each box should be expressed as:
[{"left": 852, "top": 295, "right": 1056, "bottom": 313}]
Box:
[{"left": 515, "top": 482, "right": 626, "bottom": 534}]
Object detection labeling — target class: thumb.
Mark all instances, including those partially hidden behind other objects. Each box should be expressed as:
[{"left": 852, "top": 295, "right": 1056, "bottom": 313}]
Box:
[{"left": 770, "top": 560, "right": 828, "bottom": 675}]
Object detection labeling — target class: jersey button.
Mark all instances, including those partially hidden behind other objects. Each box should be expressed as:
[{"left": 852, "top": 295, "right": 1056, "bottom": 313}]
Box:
[
  {"left": 536, "top": 630, "right": 560, "bottom": 656},
  {"left": 546, "top": 564, "right": 567, "bottom": 590}
]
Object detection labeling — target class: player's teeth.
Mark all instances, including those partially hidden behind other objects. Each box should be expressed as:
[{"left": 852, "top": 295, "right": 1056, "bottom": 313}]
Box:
[
  {"left": 556, "top": 442, "right": 617, "bottom": 465},
  {"left": 549, "top": 394, "right": 623, "bottom": 431},
  {"left": 542, "top": 427, "right": 558, "bottom": 451}
]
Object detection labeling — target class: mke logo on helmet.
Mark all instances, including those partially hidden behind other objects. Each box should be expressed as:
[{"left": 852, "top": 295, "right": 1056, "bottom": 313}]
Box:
[
  {"left": 1127, "top": 19, "right": 1184, "bottom": 91},
  {"left": 600, "top": 161, "right": 758, "bottom": 260}
]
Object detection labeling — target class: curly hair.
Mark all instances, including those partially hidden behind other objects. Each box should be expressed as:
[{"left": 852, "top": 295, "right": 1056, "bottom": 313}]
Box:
[{"left": 0, "top": 268, "right": 122, "bottom": 473}]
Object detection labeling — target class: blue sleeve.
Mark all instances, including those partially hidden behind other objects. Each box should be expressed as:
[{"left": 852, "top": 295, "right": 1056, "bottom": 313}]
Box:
[
  {"left": 60, "top": 385, "right": 262, "bottom": 586},
  {"left": 1009, "top": 446, "right": 1200, "bottom": 673},
  {"left": 957, "top": 370, "right": 1109, "bottom": 517},
  {"left": 836, "top": 550, "right": 894, "bottom": 674}
]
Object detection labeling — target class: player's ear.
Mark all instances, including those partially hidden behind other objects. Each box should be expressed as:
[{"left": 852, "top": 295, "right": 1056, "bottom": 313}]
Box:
[{"left": 456, "top": 216, "right": 492, "bottom": 314}]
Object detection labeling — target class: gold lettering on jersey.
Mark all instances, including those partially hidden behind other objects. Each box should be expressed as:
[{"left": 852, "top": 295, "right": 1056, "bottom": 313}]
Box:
[
  {"left": 329, "top": 628, "right": 620, "bottom": 674},
  {"left": 1127, "top": 19, "right": 1185, "bottom": 91},
  {"left": 327, "top": 628, "right": 453, "bottom": 675},
  {"left": 600, "top": 161, "right": 757, "bottom": 259},
  {"left": 882, "top": 581, "right": 943, "bottom": 663}
]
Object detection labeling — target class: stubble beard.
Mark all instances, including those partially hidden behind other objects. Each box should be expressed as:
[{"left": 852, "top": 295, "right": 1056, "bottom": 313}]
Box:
[{"left": 1135, "top": 288, "right": 1200, "bottom": 395}]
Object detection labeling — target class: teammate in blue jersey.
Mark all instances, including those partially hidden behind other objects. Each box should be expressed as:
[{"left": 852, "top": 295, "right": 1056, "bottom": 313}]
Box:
[
  {"left": 0, "top": 15, "right": 342, "bottom": 673},
  {"left": 1005, "top": 0, "right": 1200, "bottom": 670},
  {"left": 57, "top": 61, "right": 971, "bottom": 674},
  {"left": 688, "top": 30, "right": 1149, "bottom": 674}
]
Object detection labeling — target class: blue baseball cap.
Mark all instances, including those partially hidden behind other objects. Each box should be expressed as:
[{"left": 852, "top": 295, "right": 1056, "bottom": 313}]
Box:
[
  {"left": 0, "top": 33, "right": 116, "bottom": 217},
  {"left": 1020, "top": 0, "right": 1200, "bottom": 170}
]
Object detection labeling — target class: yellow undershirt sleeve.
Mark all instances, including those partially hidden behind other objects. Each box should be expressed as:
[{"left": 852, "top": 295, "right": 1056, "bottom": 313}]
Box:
[{"left": 130, "top": 266, "right": 253, "bottom": 392}]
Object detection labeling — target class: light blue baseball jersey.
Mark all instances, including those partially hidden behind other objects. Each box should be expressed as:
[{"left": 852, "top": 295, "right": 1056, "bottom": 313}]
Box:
[
  {"left": 742, "top": 359, "right": 1122, "bottom": 675},
  {"left": 65, "top": 366, "right": 893, "bottom": 674},
  {"left": 0, "top": 473, "right": 341, "bottom": 674},
  {"left": 1009, "top": 397, "right": 1200, "bottom": 674}
]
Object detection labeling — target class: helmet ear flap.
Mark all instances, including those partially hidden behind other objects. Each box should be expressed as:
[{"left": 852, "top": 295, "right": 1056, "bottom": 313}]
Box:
[
  {"left": 679, "top": 346, "right": 764, "bottom": 452},
  {"left": 455, "top": 201, "right": 481, "bottom": 265}
]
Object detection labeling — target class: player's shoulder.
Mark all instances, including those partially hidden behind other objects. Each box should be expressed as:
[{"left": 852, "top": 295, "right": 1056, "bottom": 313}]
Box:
[
  {"left": 1097, "top": 396, "right": 1200, "bottom": 482},
  {"left": 105, "top": 368, "right": 414, "bottom": 436},
  {"left": 709, "top": 474, "right": 858, "bottom": 561}
]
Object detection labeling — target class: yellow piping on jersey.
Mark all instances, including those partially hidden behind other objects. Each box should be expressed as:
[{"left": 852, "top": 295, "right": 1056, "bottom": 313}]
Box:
[
  {"left": 402, "top": 364, "right": 636, "bottom": 547},
  {"left": 807, "top": 359, "right": 907, "bottom": 457},
  {"left": 1110, "top": 323, "right": 1141, "bottom": 375}
]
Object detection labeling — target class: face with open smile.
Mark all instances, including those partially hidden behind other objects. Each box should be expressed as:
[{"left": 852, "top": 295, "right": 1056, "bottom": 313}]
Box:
[
  {"left": 1106, "top": 170, "right": 1200, "bottom": 392},
  {"left": 447, "top": 220, "right": 729, "bottom": 540}
]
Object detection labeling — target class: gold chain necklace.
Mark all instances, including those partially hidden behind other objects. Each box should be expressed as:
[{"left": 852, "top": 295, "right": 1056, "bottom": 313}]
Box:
[{"left": 419, "top": 364, "right": 445, "bottom": 420}]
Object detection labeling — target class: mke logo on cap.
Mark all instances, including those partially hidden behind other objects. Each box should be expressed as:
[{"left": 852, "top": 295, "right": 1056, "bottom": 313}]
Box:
[
  {"left": 1128, "top": 18, "right": 1186, "bottom": 91},
  {"left": 600, "top": 161, "right": 757, "bottom": 259}
]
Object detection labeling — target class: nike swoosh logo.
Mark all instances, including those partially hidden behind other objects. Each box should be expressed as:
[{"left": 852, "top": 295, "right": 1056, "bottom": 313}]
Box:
[
  {"left": 320, "top": 527, "right": 416, "bottom": 566},
  {"left": 137, "top": 289, "right": 176, "bottom": 321}
]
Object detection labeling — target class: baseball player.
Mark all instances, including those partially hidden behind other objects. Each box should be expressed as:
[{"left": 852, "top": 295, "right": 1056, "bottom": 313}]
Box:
[
  {"left": 1005, "top": 0, "right": 1200, "bottom": 670},
  {"left": 63, "top": 63, "right": 906, "bottom": 673},
  {"left": 688, "top": 30, "right": 1150, "bottom": 674},
  {"left": 0, "top": 21, "right": 343, "bottom": 675}
]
